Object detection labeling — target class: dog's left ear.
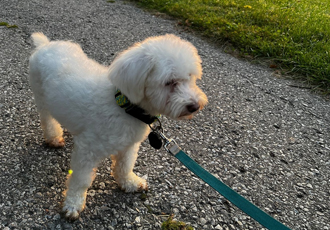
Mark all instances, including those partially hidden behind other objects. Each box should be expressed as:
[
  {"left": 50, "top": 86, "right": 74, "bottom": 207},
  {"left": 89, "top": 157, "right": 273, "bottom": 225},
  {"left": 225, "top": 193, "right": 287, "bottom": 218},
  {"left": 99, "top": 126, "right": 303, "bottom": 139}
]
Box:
[{"left": 108, "top": 49, "right": 154, "bottom": 104}]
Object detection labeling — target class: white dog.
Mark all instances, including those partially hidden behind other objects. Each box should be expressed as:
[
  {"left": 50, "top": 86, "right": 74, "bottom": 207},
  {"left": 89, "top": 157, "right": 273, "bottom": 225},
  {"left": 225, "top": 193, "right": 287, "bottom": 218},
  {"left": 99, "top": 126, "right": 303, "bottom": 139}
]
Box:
[{"left": 29, "top": 32, "right": 208, "bottom": 219}]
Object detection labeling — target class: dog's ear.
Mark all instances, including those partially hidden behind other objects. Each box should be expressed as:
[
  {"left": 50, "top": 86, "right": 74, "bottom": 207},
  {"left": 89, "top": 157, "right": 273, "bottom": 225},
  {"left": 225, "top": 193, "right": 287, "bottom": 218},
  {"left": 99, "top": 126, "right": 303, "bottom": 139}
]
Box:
[{"left": 108, "top": 49, "right": 154, "bottom": 104}]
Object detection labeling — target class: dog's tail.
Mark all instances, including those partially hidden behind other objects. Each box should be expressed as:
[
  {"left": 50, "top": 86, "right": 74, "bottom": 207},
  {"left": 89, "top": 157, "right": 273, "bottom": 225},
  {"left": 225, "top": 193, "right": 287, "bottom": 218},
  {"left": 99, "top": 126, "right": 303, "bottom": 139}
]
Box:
[{"left": 31, "top": 32, "right": 50, "bottom": 47}]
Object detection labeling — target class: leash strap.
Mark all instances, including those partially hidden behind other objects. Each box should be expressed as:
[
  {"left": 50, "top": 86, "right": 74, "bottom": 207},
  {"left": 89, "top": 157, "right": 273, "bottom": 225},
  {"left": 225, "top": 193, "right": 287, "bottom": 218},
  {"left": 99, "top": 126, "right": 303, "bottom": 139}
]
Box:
[{"left": 160, "top": 134, "right": 291, "bottom": 230}]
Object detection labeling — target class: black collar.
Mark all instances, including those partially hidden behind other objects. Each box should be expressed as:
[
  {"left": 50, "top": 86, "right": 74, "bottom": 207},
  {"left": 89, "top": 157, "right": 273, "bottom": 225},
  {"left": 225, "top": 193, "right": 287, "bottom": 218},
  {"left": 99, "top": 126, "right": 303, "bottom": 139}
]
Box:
[{"left": 115, "top": 89, "right": 159, "bottom": 125}]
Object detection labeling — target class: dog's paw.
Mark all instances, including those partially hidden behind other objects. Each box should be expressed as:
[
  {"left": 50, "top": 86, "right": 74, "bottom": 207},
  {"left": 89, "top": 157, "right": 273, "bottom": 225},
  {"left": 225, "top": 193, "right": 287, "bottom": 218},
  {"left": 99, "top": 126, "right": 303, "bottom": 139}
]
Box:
[
  {"left": 61, "top": 193, "right": 86, "bottom": 220},
  {"left": 62, "top": 203, "right": 80, "bottom": 220},
  {"left": 118, "top": 173, "right": 148, "bottom": 193},
  {"left": 46, "top": 137, "right": 65, "bottom": 148}
]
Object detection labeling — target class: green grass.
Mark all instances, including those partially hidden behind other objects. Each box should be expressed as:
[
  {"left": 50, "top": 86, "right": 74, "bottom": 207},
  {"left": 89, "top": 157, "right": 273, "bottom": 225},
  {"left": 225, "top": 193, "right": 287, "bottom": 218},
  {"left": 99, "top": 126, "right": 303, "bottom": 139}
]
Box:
[
  {"left": 161, "top": 215, "right": 194, "bottom": 230},
  {"left": 135, "top": 0, "right": 330, "bottom": 91},
  {"left": 0, "top": 21, "right": 18, "bottom": 28}
]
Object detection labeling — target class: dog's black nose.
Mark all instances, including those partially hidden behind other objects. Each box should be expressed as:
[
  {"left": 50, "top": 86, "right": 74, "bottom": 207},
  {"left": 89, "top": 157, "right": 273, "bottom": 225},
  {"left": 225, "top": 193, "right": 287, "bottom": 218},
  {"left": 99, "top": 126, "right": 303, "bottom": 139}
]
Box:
[{"left": 187, "top": 103, "right": 200, "bottom": 113}]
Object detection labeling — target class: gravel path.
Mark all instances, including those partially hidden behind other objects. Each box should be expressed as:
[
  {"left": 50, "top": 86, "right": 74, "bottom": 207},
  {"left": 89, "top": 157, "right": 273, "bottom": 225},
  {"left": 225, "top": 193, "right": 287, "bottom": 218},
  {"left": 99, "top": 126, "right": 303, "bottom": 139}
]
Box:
[{"left": 1, "top": 0, "right": 329, "bottom": 229}]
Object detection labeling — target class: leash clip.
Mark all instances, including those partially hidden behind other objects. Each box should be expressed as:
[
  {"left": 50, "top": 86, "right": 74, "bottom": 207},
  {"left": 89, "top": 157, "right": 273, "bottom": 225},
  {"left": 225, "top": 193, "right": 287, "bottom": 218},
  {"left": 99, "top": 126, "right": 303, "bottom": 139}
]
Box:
[
  {"left": 159, "top": 132, "right": 181, "bottom": 156},
  {"left": 149, "top": 117, "right": 181, "bottom": 155}
]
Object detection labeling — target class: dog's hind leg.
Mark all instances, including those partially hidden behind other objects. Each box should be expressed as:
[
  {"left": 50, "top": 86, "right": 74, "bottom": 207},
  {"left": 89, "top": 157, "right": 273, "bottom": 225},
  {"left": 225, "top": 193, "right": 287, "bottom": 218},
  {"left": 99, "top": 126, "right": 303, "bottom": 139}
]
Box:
[
  {"left": 39, "top": 110, "right": 65, "bottom": 148},
  {"left": 31, "top": 93, "right": 64, "bottom": 147},
  {"left": 111, "top": 143, "right": 148, "bottom": 192},
  {"left": 29, "top": 70, "right": 64, "bottom": 148}
]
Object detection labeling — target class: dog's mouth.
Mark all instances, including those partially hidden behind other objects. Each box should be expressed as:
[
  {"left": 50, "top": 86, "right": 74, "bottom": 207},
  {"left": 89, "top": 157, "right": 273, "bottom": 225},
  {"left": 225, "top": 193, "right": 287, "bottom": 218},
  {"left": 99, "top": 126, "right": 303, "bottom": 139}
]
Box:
[
  {"left": 178, "top": 114, "right": 195, "bottom": 120},
  {"left": 178, "top": 110, "right": 199, "bottom": 120}
]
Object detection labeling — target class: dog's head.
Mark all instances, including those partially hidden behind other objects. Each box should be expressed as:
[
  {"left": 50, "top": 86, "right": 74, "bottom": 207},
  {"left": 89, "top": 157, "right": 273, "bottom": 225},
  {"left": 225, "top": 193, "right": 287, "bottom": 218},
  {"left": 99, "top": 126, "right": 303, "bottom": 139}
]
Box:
[{"left": 109, "top": 34, "right": 208, "bottom": 120}]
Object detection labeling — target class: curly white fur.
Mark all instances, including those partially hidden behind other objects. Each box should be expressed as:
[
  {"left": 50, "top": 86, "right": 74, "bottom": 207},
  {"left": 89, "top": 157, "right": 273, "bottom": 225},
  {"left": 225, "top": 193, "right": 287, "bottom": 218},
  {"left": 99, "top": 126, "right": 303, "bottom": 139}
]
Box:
[{"left": 29, "top": 32, "right": 207, "bottom": 219}]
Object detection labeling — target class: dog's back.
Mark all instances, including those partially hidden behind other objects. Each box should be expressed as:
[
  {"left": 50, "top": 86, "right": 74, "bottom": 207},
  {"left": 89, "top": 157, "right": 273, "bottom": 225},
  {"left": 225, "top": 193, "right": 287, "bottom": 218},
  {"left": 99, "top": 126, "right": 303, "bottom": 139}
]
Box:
[
  {"left": 29, "top": 32, "right": 109, "bottom": 96},
  {"left": 29, "top": 33, "right": 99, "bottom": 78},
  {"left": 28, "top": 33, "right": 111, "bottom": 134}
]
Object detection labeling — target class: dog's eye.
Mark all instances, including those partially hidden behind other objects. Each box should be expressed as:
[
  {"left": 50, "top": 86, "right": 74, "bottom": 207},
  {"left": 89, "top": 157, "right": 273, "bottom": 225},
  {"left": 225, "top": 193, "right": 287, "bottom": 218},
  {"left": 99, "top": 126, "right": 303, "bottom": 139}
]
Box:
[{"left": 165, "top": 80, "right": 177, "bottom": 87}]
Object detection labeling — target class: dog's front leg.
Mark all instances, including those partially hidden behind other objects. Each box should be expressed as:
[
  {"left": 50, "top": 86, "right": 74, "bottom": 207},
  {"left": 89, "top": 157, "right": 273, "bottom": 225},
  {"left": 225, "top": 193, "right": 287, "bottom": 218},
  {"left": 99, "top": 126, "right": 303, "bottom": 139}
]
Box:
[
  {"left": 62, "top": 144, "right": 98, "bottom": 220},
  {"left": 111, "top": 143, "right": 148, "bottom": 192}
]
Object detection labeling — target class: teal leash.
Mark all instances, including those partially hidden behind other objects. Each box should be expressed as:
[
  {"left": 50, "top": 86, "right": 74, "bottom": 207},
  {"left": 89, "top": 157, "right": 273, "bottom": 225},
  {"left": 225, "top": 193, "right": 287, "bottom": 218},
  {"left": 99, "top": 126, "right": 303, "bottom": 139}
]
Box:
[{"left": 157, "top": 131, "right": 291, "bottom": 230}]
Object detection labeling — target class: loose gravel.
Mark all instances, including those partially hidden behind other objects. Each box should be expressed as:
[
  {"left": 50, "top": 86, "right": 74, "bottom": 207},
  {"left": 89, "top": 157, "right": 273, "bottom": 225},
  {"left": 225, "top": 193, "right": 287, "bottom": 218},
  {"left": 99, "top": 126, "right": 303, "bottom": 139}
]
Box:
[{"left": 0, "top": 0, "right": 329, "bottom": 229}]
